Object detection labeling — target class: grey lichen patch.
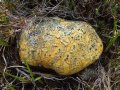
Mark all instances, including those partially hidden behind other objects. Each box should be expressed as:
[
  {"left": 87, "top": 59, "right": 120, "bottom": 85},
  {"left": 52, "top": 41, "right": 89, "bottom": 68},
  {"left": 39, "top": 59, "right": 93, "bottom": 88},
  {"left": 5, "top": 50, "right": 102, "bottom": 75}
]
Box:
[{"left": 19, "top": 17, "right": 103, "bottom": 75}]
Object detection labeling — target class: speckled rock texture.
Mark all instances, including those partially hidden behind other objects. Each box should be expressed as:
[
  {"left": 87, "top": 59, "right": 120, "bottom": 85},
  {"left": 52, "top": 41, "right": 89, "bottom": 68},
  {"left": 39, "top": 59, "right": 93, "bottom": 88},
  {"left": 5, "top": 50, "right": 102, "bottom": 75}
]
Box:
[{"left": 19, "top": 17, "right": 103, "bottom": 75}]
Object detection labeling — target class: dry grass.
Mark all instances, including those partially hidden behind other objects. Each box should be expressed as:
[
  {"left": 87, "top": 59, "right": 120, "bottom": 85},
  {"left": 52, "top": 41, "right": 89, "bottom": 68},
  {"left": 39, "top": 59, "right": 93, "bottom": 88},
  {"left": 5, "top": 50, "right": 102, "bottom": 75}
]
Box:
[{"left": 0, "top": 0, "right": 120, "bottom": 90}]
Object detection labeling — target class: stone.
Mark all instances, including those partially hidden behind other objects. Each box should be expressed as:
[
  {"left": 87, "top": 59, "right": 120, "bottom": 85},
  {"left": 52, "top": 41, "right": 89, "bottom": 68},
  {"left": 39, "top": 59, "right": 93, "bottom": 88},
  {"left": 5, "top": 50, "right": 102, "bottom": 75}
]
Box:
[{"left": 19, "top": 17, "right": 103, "bottom": 75}]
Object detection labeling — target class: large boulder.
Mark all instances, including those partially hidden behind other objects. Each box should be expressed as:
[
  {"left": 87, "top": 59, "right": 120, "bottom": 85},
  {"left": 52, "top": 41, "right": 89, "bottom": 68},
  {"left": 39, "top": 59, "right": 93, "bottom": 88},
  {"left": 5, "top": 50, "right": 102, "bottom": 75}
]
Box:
[{"left": 19, "top": 17, "right": 103, "bottom": 75}]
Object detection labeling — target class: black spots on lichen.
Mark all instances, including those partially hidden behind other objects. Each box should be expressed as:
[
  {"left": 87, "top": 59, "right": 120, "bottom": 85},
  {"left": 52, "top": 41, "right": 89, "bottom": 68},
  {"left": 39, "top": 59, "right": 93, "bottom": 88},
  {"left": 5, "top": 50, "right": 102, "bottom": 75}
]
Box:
[
  {"left": 57, "top": 26, "right": 62, "bottom": 30},
  {"left": 92, "top": 54, "right": 98, "bottom": 59},
  {"left": 67, "top": 25, "right": 74, "bottom": 30},
  {"left": 77, "top": 28, "right": 86, "bottom": 35},
  {"left": 56, "top": 26, "right": 66, "bottom": 33},
  {"left": 81, "top": 55, "right": 85, "bottom": 59},
  {"left": 74, "top": 58, "right": 77, "bottom": 61},
  {"left": 57, "top": 29, "right": 60, "bottom": 32},
  {"left": 59, "top": 55, "right": 62, "bottom": 58},
  {"left": 80, "top": 29, "right": 84, "bottom": 32},
  {"left": 89, "top": 47, "right": 92, "bottom": 51},
  {"left": 44, "top": 53, "right": 46, "bottom": 56},
  {"left": 58, "top": 48, "right": 61, "bottom": 53},
  {"left": 58, "top": 48, "right": 61, "bottom": 51},
  {"left": 73, "top": 45, "right": 76, "bottom": 50},
  {"left": 78, "top": 43, "right": 85, "bottom": 51},
  {"left": 83, "top": 31, "right": 86, "bottom": 34},
  {"left": 71, "top": 36, "right": 74, "bottom": 39},
  {"left": 46, "top": 33, "right": 49, "bottom": 35},
  {"left": 95, "top": 48, "right": 98, "bottom": 51},
  {"left": 78, "top": 29, "right": 81, "bottom": 31},
  {"left": 28, "top": 38, "right": 38, "bottom": 47},
  {"left": 67, "top": 54, "right": 69, "bottom": 58},
  {"left": 85, "top": 25, "right": 89, "bottom": 28},
  {"left": 78, "top": 43, "right": 84, "bottom": 47},
  {"left": 92, "top": 43, "right": 96, "bottom": 47},
  {"left": 93, "top": 33, "right": 99, "bottom": 40},
  {"left": 72, "top": 35, "right": 82, "bottom": 40},
  {"left": 31, "top": 50, "right": 36, "bottom": 59},
  {"left": 28, "top": 30, "right": 40, "bottom": 37},
  {"left": 64, "top": 54, "right": 69, "bottom": 61},
  {"left": 44, "top": 53, "right": 51, "bottom": 57},
  {"left": 71, "top": 57, "right": 77, "bottom": 69},
  {"left": 89, "top": 43, "right": 96, "bottom": 51},
  {"left": 50, "top": 56, "right": 59, "bottom": 66},
  {"left": 27, "top": 30, "right": 41, "bottom": 47},
  {"left": 63, "top": 31, "right": 67, "bottom": 35},
  {"left": 100, "top": 44, "right": 103, "bottom": 47},
  {"left": 62, "top": 30, "right": 72, "bottom": 36}
]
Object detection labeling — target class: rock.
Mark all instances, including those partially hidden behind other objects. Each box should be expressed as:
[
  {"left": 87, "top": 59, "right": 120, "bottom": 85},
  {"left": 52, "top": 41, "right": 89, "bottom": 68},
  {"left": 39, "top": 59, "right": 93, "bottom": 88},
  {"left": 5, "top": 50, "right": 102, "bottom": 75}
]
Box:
[{"left": 19, "top": 17, "right": 103, "bottom": 75}]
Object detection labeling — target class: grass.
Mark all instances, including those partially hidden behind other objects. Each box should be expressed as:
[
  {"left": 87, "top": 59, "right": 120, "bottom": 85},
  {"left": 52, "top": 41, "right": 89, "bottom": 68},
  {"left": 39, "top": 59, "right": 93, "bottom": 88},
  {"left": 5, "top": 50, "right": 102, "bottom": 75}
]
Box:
[
  {"left": 0, "top": 38, "right": 8, "bottom": 46},
  {"left": 0, "top": 0, "right": 120, "bottom": 90},
  {"left": 25, "top": 60, "right": 42, "bottom": 82},
  {"left": 106, "top": 2, "right": 120, "bottom": 51}
]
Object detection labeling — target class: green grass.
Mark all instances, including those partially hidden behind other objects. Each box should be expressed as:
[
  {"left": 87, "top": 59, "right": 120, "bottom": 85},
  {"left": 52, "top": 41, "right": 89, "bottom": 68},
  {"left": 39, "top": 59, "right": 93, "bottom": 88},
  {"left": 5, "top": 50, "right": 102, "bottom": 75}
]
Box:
[
  {"left": 25, "top": 60, "right": 42, "bottom": 82},
  {"left": 6, "top": 84, "right": 15, "bottom": 90},
  {"left": 106, "top": 2, "right": 120, "bottom": 51},
  {"left": 25, "top": 61, "right": 35, "bottom": 81},
  {"left": 0, "top": 66, "right": 42, "bottom": 84},
  {"left": 0, "top": 70, "right": 30, "bottom": 83},
  {"left": 0, "top": 38, "right": 9, "bottom": 46}
]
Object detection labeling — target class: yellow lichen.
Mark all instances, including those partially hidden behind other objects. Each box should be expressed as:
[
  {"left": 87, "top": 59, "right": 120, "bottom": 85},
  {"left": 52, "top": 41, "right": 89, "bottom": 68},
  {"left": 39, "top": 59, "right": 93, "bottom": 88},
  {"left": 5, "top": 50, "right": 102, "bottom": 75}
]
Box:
[{"left": 19, "top": 17, "right": 103, "bottom": 75}]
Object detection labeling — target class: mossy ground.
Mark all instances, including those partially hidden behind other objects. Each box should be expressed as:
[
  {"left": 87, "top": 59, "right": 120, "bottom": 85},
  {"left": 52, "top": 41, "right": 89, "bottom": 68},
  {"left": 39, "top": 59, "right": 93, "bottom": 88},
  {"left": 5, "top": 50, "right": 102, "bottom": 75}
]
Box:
[{"left": 0, "top": 0, "right": 120, "bottom": 90}]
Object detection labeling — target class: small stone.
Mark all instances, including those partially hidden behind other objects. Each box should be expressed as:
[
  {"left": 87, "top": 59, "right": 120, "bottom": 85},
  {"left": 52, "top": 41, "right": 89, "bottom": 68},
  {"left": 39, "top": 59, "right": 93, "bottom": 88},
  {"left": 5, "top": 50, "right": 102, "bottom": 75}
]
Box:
[{"left": 19, "top": 17, "right": 103, "bottom": 75}]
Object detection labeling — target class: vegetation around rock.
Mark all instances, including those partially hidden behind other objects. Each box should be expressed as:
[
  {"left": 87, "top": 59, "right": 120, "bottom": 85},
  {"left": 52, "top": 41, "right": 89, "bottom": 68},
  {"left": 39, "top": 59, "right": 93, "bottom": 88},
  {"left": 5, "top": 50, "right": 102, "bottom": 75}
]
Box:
[{"left": 0, "top": 0, "right": 120, "bottom": 90}]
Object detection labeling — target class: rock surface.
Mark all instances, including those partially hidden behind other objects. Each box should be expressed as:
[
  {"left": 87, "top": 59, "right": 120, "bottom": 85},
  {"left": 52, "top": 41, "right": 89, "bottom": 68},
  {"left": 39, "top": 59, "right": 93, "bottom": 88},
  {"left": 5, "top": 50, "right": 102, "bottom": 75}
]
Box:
[{"left": 19, "top": 17, "right": 103, "bottom": 75}]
